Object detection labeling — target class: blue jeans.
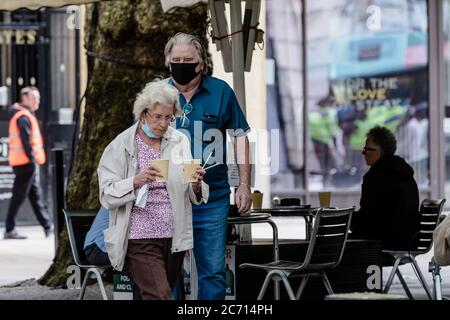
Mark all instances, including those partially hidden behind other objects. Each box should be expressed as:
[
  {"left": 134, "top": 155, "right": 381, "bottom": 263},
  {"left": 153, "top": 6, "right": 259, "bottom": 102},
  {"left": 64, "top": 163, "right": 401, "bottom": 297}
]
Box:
[{"left": 193, "top": 193, "right": 229, "bottom": 300}]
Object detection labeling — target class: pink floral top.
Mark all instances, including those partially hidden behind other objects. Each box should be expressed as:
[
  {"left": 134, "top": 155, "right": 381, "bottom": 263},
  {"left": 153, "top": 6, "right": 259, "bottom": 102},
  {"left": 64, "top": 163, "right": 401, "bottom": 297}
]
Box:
[{"left": 128, "top": 134, "right": 173, "bottom": 239}]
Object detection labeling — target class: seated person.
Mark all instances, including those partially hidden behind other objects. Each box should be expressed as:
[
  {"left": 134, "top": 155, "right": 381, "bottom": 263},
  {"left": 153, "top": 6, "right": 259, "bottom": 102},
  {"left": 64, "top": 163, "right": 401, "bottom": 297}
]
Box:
[
  {"left": 84, "top": 206, "right": 110, "bottom": 266},
  {"left": 84, "top": 207, "right": 141, "bottom": 299},
  {"left": 434, "top": 213, "right": 450, "bottom": 266},
  {"left": 350, "top": 126, "right": 420, "bottom": 251}
]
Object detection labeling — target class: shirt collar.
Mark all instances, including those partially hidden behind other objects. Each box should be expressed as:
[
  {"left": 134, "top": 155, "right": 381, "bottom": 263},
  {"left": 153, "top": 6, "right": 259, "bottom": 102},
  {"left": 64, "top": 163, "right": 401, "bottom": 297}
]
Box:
[
  {"left": 168, "top": 75, "right": 211, "bottom": 95},
  {"left": 198, "top": 75, "right": 211, "bottom": 93}
]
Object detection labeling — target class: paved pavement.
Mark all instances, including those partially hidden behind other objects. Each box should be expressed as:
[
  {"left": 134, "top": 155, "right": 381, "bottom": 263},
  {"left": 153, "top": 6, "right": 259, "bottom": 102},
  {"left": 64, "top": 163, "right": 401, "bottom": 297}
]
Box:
[
  {"left": 0, "top": 226, "right": 113, "bottom": 300},
  {"left": 0, "top": 226, "right": 54, "bottom": 287},
  {"left": 1, "top": 222, "right": 450, "bottom": 300}
]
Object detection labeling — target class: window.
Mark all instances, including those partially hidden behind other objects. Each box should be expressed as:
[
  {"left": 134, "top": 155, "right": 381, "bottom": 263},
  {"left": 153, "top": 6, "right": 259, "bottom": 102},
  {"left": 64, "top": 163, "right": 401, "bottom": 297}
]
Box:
[{"left": 267, "top": 0, "right": 430, "bottom": 199}]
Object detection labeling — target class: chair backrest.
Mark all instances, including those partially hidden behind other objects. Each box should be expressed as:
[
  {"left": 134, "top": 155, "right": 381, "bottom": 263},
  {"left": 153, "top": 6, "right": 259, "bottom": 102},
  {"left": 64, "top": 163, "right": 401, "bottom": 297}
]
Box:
[
  {"left": 302, "top": 207, "right": 354, "bottom": 270},
  {"left": 280, "top": 198, "right": 301, "bottom": 206},
  {"left": 63, "top": 209, "right": 99, "bottom": 267},
  {"left": 410, "top": 198, "right": 446, "bottom": 253}
]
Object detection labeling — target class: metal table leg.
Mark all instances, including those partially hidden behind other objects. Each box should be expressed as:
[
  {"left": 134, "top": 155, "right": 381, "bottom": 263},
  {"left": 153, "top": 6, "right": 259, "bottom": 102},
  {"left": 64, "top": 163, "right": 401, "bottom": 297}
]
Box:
[{"left": 304, "top": 216, "right": 312, "bottom": 240}]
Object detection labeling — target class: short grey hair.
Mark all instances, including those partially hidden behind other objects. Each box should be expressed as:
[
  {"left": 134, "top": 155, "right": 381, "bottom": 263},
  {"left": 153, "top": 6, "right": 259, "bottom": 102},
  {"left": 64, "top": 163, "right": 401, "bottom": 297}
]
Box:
[
  {"left": 133, "top": 79, "right": 182, "bottom": 121},
  {"left": 164, "top": 32, "right": 208, "bottom": 75},
  {"left": 20, "top": 86, "right": 39, "bottom": 100}
]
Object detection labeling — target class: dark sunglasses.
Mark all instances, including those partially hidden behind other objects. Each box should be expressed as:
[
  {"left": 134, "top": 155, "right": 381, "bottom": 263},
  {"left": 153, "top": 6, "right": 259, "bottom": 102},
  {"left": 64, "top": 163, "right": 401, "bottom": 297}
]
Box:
[{"left": 362, "top": 147, "right": 378, "bottom": 155}]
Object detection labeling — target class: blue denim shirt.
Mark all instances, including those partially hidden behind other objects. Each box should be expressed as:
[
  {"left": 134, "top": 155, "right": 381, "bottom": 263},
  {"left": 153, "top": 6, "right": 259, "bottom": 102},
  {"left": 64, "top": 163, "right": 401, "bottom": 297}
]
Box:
[{"left": 83, "top": 206, "right": 109, "bottom": 252}]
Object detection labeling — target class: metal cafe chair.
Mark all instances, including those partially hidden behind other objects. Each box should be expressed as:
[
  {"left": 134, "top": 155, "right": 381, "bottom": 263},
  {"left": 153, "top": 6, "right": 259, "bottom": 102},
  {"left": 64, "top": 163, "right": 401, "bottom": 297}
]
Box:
[
  {"left": 240, "top": 207, "right": 354, "bottom": 300},
  {"left": 383, "top": 198, "right": 446, "bottom": 299},
  {"left": 63, "top": 209, "right": 110, "bottom": 300}
]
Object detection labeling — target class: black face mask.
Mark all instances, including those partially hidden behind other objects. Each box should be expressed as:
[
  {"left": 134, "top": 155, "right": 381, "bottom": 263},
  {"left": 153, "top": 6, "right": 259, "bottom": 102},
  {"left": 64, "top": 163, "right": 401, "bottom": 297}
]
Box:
[{"left": 170, "top": 62, "right": 200, "bottom": 85}]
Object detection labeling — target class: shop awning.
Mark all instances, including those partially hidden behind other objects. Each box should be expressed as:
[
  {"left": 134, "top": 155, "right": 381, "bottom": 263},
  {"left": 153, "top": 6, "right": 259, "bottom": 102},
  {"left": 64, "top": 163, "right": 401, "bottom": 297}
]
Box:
[
  {"left": 160, "top": 0, "right": 207, "bottom": 12},
  {"left": 0, "top": 0, "right": 111, "bottom": 11},
  {"left": 0, "top": 0, "right": 207, "bottom": 12}
]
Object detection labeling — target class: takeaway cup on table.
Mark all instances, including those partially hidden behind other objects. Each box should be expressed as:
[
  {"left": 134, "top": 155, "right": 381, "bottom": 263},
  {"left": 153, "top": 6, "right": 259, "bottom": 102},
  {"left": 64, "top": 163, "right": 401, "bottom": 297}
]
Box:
[
  {"left": 318, "top": 191, "right": 331, "bottom": 208},
  {"left": 252, "top": 191, "right": 263, "bottom": 209}
]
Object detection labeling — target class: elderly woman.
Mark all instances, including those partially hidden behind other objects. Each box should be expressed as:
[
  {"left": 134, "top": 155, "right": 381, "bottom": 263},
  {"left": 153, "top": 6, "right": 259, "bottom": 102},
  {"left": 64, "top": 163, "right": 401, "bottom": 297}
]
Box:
[
  {"left": 98, "top": 79, "right": 208, "bottom": 300},
  {"left": 350, "top": 126, "right": 420, "bottom": 250}
]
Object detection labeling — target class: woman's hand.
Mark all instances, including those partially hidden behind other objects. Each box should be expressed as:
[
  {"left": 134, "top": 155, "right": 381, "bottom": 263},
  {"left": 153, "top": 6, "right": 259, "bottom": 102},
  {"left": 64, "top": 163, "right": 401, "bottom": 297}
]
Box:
[{"left": 133, "top": 164, "right": 163, "bottom": 189}]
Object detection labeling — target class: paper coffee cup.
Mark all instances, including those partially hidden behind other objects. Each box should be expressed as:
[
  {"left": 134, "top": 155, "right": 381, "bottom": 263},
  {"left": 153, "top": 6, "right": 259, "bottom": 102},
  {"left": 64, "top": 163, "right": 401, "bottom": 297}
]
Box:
[
  {"left": 151, "top": 159, "right": 169, "bottom": 182},
  {"left": 252, "top": 191, "right": 263, "bottom": 209},
  {"left": 183, "top": 159, "right": 201, "bottom": 182},
  {"left": 318, "top": 191, "right": 331, "bottom": 208}
]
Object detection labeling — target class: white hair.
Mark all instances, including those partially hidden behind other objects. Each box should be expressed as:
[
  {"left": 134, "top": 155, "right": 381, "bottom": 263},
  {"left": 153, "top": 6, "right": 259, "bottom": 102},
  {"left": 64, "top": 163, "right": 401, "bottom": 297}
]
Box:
[
  {"left": 133, "top": 79, "right": 182, "bottom": 121},
  {"left": 164, "top": 32, "right": 208, "bottom": 75}
]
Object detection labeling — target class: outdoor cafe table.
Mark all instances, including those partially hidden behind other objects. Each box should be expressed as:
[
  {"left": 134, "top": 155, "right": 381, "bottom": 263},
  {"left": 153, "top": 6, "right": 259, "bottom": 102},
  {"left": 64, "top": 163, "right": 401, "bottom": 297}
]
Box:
[
  {"left": 226, "top": 207, "right": 383, "bottom": 299},
  {"left": 250, "top": 205, "right": 317, "bottom": 240}
]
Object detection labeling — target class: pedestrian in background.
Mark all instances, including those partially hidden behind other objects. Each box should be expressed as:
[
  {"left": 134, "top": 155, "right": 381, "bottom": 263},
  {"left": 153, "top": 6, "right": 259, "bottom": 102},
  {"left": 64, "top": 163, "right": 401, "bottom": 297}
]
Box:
[{"left": 4, "top": 86, "right": 52, "bottom": 240}]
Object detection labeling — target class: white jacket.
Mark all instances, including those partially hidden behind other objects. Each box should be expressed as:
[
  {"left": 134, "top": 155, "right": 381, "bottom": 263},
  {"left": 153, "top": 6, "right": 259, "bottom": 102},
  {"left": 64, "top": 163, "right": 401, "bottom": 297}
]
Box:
[
  {"left": 434, "top": 213, "right": 450, "bottom": 266},
  {"left": 97, "top": 123, "right": 208, "bottom": 271}
]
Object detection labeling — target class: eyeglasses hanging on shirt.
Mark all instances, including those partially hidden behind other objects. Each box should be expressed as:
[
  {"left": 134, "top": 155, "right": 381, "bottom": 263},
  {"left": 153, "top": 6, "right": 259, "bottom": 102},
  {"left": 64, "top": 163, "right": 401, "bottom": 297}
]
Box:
[{"left": 180, "top": 102, "right": 194, "bottom": 128}]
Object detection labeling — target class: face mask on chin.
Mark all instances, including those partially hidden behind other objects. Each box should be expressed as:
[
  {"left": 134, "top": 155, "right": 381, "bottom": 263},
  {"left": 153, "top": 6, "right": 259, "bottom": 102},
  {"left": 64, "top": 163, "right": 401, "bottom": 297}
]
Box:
[
  {"left": 141, "top": 120, "right": 161, "bottom": 139},
  {"left": 170, "top": 62, "right": 200, "bottom": 85}
]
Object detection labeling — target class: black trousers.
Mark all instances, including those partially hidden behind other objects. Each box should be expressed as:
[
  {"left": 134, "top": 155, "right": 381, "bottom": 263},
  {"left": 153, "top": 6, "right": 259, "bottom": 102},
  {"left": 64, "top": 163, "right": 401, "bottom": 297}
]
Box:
[
  {"left": 5, "top": 163, "right": 51, "bottom": 232},
  {"left": 84, "top": 243, "right": 111, "bottom": 266}
]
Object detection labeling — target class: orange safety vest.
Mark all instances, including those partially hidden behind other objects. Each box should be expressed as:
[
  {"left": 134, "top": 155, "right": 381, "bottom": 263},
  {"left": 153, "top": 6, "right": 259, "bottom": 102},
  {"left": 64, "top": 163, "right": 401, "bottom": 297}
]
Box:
[{"left": 8, "top": 108, "right": 46, "bottom": 166}]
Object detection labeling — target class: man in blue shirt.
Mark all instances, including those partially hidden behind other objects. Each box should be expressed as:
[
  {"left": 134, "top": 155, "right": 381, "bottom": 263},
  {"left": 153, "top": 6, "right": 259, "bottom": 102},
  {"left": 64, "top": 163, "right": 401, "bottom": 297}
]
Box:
[
  {"left": 84, "top": 206, "right": 110, "bottom": 266},
  {"left": 164, "top": 33, "right": 252, "bottom": 300}
]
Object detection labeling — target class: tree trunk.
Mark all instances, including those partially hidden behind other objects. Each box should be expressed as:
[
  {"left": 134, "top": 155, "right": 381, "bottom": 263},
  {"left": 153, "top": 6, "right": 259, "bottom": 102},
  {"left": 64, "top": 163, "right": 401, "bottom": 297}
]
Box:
[{"left": 39, "top": 0, "right": 209, "bottom": 287}]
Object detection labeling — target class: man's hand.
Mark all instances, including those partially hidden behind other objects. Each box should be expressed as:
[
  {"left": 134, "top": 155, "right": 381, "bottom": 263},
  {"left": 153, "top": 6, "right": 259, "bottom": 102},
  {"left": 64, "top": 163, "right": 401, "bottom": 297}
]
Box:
[
  {"left": 235, "top": 184, "right": 252, "bottom": 214},
  {"left": 233, "top": 135, "right": 252, "bottom": 214},
  {"left": 191, "top": 167, "right": 206, "bottom": 201},
  {"left": 192, "top": 167, "right": 206, "bottom": 183}
]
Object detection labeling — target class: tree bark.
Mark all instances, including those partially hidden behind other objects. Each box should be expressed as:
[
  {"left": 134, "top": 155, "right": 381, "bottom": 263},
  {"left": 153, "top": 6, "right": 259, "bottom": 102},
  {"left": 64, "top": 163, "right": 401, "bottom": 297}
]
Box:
[{"left": 39, "top": 0, "right": 209, "bottom": 287}]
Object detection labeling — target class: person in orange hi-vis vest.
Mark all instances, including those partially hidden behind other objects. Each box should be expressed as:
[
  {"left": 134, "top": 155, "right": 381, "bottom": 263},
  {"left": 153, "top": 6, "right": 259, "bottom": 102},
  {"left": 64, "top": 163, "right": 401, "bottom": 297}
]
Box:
[{"left": 4, "top": 86, "right": 52, "bottom": 240}]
